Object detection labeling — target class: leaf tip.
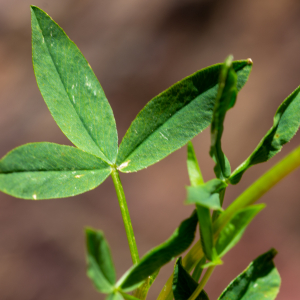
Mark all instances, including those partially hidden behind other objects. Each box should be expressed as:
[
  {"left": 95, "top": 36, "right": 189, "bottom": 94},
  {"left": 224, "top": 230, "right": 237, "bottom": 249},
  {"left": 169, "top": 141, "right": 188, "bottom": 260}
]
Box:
[
  {"left": 247, "top": 58, "right": 253, "bottom": 65},
  {"left": 30, "top": 5, "right": 39, "bottom": 12}
]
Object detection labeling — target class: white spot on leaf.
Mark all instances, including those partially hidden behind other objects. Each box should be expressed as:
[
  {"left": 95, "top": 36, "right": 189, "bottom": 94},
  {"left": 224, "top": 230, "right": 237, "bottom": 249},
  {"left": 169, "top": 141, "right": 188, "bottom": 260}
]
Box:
[
  {"left": 160, "top": 132, "right": 168, "bottom": 140},
  {"left": 118, "top": 160, "right": 131, "bottom": 170},
  {"left": 75, "top": 174, "right": 84, "bottom": 178},
  {"left": 33, "top": 194, "right": 37, "bottom": 200}
]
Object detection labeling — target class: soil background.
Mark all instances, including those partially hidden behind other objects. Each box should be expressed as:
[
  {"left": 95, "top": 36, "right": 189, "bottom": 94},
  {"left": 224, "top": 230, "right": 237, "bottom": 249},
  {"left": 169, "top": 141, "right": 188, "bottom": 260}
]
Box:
[{"left": 0, "top": 0, "right": 300, "bottom": 299}]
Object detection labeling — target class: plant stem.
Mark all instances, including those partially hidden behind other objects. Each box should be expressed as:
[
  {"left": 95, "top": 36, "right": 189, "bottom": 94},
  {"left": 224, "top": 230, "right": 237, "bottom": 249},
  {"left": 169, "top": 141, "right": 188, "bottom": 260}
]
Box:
[
  {"left": 212, "top": 187, "right": 226, "bottom": 221},
  {"left": 111, "top": 168, "right": 139, "bottom": 265},
  {"left": 157, "top": 145, "right": 300, "bottom": 300},
  {"left": 214, "top": 144, "right": 300, "bottom": 235},
  {"left": 188, "top": 266, "right": 215, "bottom": 300},
  {"left": 133, "top": 270, "right": 159, "bottom": 300}
]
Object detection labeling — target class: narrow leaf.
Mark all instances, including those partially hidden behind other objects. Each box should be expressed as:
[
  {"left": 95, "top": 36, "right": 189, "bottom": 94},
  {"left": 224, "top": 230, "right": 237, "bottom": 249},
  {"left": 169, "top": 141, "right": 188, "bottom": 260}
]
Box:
[
  {"left": 117, "top": 60, "right": 253, "bottom": 172},
  {"left": 210, "top": 55, "right": 237, "bottom": 179},
  {"left": 197, "top": 206, "right": 215, "bottom": 262},
  {"left": 173, "top": 258, "right": 209, "bottom": 300},
  {"left": 218, "top": 249, "right": 281, "bottom": 300},
  {"left": 230, "top": 85, "right": 300, "bottom": 184},
  {"left": 192, "top": 257, "right": 206, "bottom": 282},
  {"left": 0, "top": 143, "right": 111, "bottom": 199},
  {"left": 187, "top": 141, "right": 204, "bottom": 186},
  {"left": 86, "top": 228, "right": 116, "bottom": 294},
  {"left": 31, "top": 6, "right": 117, "bottom": 164},
  {"left": 186, "top": 179, "right": 227, "bottom": 211},
  {"left": 118, "top": 210, "right": 198, "bottom": 291},
  {"left": 186, "top": 142, "right": 221, "bottom": 265},
  {"left": 216, "top": 204, "right": 265, "bottom": 257}
]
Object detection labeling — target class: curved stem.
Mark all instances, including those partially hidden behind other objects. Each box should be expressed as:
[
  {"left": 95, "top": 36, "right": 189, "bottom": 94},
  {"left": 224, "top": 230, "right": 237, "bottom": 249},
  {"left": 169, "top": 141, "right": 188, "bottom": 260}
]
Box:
[
  {"left": 111, "top": 168, "right": 139, "bottom": 265},
  {"left": 214, "top": 145, "right": 300, "bottom": 235},
  {"left": 157, "top": 145, "right": 300, "bottom": 300}
]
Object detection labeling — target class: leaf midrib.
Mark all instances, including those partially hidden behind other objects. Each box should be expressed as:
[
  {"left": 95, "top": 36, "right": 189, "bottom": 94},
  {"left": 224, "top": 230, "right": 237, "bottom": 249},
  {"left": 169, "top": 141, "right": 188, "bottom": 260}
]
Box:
[
  {"left": 34, "top": 12, "right": 110, "bottom": 164},
  {"left": 0, "top": 168, "right": 111, "bottom": 175},
  {"left": 117, "top": 86, "right": 216, "bottom": 168}
]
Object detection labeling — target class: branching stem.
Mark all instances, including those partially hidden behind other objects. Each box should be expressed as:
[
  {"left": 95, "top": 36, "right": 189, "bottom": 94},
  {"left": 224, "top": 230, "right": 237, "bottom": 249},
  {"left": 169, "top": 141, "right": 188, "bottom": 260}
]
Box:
[{"left": 157, "top": 145, "right": 300, "bottom": 300}]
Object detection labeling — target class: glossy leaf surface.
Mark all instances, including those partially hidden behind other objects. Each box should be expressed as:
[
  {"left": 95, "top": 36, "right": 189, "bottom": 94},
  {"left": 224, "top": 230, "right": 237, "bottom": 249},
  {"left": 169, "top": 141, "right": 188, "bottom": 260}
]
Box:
[
  {"left": 118, "top": 211, "right": 198, "bottom": 290},
  {"left": 117, "top": 60, "right": 253, "bottom": 172},
  {"left": 186, "top": 179, "right": 227, "bottom": 211},
  {"left": 86, "top": 228, "right": 116, "bottom": 294},
  {"left": 216, "top": 205, "right": 265, "bottom": 257},
  {"left": 173, "top": 258, "right": 209, "bottom": 300},
  {"left": 0, "top": 143, "right": 111, "bottom": 199},
  {"left": 31, "top": 6, "right": 117, "bottom": 164},
  {"left": 230, "top": 85, "right": 300, "bottom": 184},
  {"left": 210, "top": 56, "right": 237, "bottom": 179},
  {"left": 218, "top": 249, "right": 280, "bottom": 300}
]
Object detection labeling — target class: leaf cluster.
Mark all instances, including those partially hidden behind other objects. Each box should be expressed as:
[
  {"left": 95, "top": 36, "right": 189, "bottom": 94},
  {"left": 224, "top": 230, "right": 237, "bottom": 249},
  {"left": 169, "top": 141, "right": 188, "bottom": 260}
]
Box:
[{"left": 1, "top": 5, "right": 300, "bottom": 300}]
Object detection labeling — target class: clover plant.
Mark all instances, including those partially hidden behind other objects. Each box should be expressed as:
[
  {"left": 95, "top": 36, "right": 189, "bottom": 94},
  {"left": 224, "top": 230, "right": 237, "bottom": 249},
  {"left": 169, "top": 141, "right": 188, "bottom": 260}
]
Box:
[{"left": 1, "top": 6, "right": 300, "bottom": 300}]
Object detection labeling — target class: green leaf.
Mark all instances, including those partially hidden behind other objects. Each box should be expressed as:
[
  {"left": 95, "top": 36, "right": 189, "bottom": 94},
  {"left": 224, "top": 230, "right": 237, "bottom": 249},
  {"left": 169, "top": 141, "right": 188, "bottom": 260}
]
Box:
[
  {"left": 117, "top": 60, "right": 253, "bottom": 172},
  {"left": 132, "top": 270, "right": 159, "bottom": 300},
  {"left": 106, "top": 293, "right": 124, "bottom": 300},
  {"left": 173, "top": 257, "right": 209, "bottom": 300},
  {"left": 186, "top": 142, "right": 222, "bottom": 264},
  {"left": 31, "top": 6, "right": 117, "bottom": 164},
  {"left": 229, "top": 85, "right": 300, "bottom": 184},
  {"left": 117, "top": 210, "right": 198, "bottom": 291},
  {"left": 86, "top": 228, "right": 116, "bottom": 294},
  {"left": 119, "top": 291, "right": 140, "bottom": 300},
  {"left": 187, "top": 141, "right": 204, "bottom": 186},
  {"left": 216, "top": 204, "right": 265, "bottom": 257},
  {"left": 186, "top": 179, "right": 227, "bottom": 211},
  {"left": 196, "top": 206, "right": 215, "bottom": 262},
  {"left": 210, "top": 55, "right": 237, "bottom": 179},
  {"left": 192, "top": 257, "right": 206, "bottom": 282},
  {"left": 218, "top": 249, "right": 281, "bottom": 300},
  {"left": 0, "top": 143, "right": 111, "bottom": 199}
]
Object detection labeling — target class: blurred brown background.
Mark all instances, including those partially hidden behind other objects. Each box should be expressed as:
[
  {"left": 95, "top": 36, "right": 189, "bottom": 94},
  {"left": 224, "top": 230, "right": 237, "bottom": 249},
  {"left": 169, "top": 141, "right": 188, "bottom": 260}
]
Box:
[{"left": 0, "top": 0, "right": 300, "bottom": 299}]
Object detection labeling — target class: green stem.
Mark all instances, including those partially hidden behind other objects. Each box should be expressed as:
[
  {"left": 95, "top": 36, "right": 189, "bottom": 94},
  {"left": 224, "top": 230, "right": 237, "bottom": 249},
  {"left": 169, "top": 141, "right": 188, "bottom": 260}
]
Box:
[
  {"left": 111, "top": 168, "right": 139, "bottom": 265},
  {"left": 133, "top": 270, "right": 159, "bottom": 300},
  {"left": 214, "top": 145, "right": 300, "bottom": 235},
  {"left": 188, "top": 266, "right": 215, "bottom": 300},
  {"left": 157, "top": 145, "right": 300, "bottom": 300},
  {"left": 192, "top": 257, "right": 206, "bottom": 282},
  {"left": 212, "top": 187, "right": 226, "bottom": 222}
]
